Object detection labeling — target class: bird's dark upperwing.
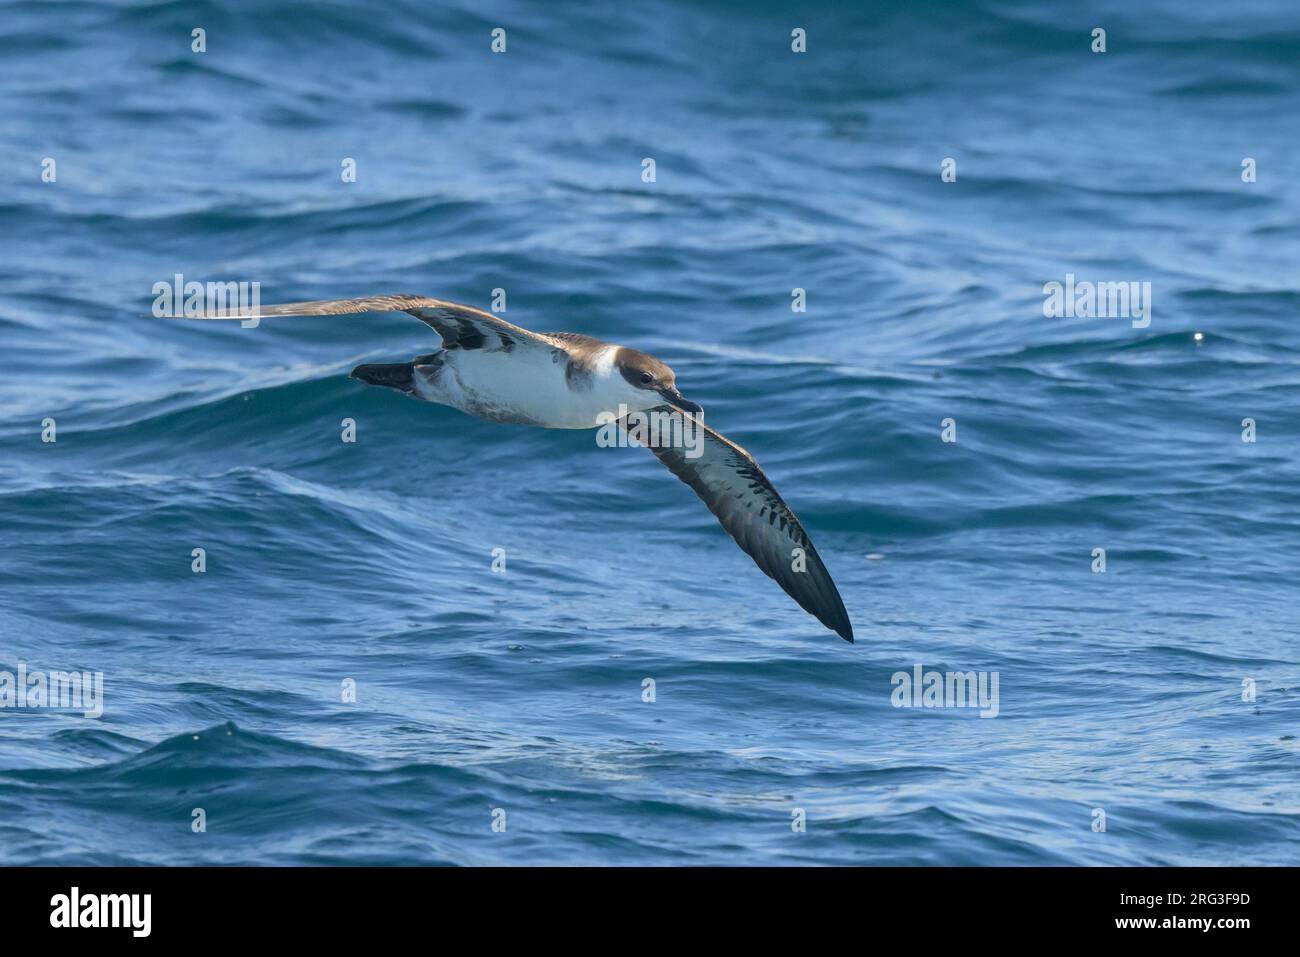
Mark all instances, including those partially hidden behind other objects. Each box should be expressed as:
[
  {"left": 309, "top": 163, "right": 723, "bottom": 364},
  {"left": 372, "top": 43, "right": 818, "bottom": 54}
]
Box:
[
  {"left": 166, "top": 294, "right": 556, "bottom": 354},
  {"left": 642, "top": 409, "right": 853, "bottom": 642}
]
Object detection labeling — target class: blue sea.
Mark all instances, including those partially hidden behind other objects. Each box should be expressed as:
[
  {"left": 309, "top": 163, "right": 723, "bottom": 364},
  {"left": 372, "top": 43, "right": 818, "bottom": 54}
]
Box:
[{"left": 1, "top": 0, "right": 1298, "bottom": 866}]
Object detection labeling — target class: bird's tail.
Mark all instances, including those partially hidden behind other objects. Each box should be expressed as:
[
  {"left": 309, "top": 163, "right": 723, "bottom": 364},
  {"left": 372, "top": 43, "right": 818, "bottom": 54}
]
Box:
[{"left": 350, "top": 362, "right": 416, "bottom": 395}]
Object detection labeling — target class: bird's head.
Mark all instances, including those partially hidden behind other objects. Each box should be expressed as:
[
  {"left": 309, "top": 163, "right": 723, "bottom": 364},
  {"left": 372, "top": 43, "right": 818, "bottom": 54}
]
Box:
[{"left": 614, "top": 348, "right": 702, "bottom": 416}]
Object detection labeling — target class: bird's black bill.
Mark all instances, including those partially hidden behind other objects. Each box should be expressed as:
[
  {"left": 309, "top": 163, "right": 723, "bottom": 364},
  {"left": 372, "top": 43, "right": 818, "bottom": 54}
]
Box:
[{"left": 660, "top": 389, "right": 703, "bottom": 417}]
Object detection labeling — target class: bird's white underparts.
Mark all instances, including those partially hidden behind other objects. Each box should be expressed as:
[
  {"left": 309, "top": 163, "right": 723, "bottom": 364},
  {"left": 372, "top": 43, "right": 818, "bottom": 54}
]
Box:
[{"left": 165, "top": 294, "right": 854, "bottom": 642}]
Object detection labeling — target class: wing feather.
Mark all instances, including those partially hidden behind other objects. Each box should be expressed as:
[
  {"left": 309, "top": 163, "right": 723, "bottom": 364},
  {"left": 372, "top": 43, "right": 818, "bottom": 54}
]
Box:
[
  {"left": 161, "top": 294, "right": 555, "bottom": 353},
  {"left": 640, "top": 408, "right": 853, "bottom": 642}
]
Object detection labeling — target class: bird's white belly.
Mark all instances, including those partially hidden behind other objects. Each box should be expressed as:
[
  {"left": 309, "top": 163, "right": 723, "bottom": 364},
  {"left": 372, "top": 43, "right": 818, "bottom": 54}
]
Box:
[{"left": 416, "top": 348, "right": 645, "bottom": 429}]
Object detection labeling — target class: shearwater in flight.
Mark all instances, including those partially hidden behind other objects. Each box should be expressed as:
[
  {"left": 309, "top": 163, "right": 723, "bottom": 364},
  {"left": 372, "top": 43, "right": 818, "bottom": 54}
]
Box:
[{"left": 171, "top": 295, "right": 853, "bottom": 642}]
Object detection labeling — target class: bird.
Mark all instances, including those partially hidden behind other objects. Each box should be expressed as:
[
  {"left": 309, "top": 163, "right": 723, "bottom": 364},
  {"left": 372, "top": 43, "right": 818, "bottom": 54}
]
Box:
[{"left": 171, "top": 294, "right": 854, "bottom": 642}]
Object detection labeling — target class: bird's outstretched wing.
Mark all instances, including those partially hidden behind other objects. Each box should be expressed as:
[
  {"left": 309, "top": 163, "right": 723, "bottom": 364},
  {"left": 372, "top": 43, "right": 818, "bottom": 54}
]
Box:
[
  {"left": 639, "top": 408, "right": 853, "bottom": 642},
  {"left": 165, "top": 294, "right": 555, "bottom": 353}
]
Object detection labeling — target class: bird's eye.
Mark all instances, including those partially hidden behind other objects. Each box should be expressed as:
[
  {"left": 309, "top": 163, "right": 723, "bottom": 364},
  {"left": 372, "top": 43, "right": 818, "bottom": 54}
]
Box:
[{"left": 639, "top": 372, "right": 654, "bottom": 384}]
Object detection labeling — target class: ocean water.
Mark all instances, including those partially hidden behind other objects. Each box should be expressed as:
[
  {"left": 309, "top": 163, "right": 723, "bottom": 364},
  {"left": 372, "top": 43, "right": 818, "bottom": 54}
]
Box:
[{"left": 1, "top": 0, "right": 1298, "bottom": 866}]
